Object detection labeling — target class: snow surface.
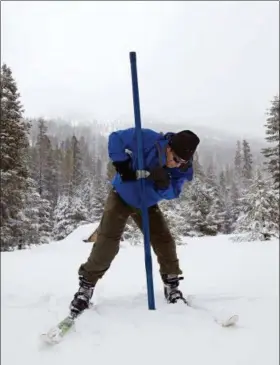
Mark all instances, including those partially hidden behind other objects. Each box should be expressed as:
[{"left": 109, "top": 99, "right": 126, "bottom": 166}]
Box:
[{"left": 1, "top": 223, "right": 279, "bottom": 365}]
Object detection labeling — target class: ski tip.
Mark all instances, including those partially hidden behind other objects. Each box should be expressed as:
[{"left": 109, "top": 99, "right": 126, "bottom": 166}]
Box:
[
  {"left": 40, "top": 333, "right": 61, "bottom": 345},
  {"left": 40, "top": 315, "right": 76, "bottom": 345},
  {"left": 221, "top": 314, "right": 239, "bottom": 327},
  {"left": 40, "top": 324, "right": 66, "bottom": 345}
]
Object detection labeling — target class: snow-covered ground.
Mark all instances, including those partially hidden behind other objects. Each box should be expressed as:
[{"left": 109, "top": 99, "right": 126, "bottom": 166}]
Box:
[{"left": 1, "top": 223, "right": 279, "bottom": 365}]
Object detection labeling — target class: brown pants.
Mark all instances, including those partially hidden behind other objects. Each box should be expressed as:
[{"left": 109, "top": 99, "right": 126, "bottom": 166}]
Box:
[{"left": 79, "top": 189, "right": 182, "bottom": 285}]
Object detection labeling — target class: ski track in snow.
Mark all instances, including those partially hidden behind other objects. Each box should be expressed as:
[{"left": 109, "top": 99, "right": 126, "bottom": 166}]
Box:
[{"left": 1, "top": 223, "right": 279, "bottom": 365}]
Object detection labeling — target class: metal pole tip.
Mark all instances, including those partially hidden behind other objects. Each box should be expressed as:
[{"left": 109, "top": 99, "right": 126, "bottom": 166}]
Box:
[{"left": 130, "top": 52, "right": 136, "bottom": 62}]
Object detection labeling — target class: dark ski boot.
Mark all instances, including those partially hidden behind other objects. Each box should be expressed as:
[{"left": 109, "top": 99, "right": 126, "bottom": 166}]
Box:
[
  {"left": 70, "top": 276, "right": 95, "bottom": 317},
  {"left": 161, "top": 274, "right": 187, "bottom": 304}
]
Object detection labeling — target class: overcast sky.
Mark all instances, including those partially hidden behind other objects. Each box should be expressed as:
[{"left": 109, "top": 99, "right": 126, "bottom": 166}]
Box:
[{"left": 1, "top": 1, "right": 279, "bottom": 136}]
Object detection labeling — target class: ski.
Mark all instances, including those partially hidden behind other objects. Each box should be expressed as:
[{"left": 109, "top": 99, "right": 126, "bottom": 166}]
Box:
[
  {"left": 41, "top": 302, "right": 95, "bottom": 345},
  {"left": 185, "top": 294, "right": 239, "bottom": 327},
  {"left": 41, "top": 314, "right": 77, "bottom": 345},
  {"left": 41, "top": 295, "right": 238, "bottom": 345}
]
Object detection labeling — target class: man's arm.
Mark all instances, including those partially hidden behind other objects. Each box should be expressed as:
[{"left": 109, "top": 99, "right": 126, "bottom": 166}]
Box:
[
  {"left": 108, "top": 127, "right": 159, "bottom": 162},
  {"left": 108, "top": 128, "right": 136, "bottom": 162},
  {"left": 108, "top": 128, "right": 159, "bottom": 181}
]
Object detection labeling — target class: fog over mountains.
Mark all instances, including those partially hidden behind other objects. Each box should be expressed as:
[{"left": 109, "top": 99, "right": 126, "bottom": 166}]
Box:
[{"left": 29, "top": 115, "right": 266, "bottom": 170}]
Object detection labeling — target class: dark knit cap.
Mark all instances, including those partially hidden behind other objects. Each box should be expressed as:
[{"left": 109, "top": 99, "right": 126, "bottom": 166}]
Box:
[{"left": 168, "top": 130, "right": 200, "bottom": 161}]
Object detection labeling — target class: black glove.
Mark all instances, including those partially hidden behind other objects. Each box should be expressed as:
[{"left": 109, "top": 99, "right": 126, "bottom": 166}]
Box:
[
  {"left": 148, "top": 166, "right": 170, "bottom": 189},
  {"left": 112, "top": 159, "right": 137, "bottom": 181}
]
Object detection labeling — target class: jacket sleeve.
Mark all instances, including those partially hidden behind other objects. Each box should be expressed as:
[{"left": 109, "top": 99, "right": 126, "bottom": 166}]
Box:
[
  {"left": 157, "top": 166, "right": 194, "bottom": 200},
  {"left": 108, "top": 127, "right": 159, "bottom": 162},
  {"left": 108, "top": 128, "right": 136, "bottom": 162}
]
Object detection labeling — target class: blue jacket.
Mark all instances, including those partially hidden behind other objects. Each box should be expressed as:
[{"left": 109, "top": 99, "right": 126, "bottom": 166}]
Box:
[{"left": 108, "top": 128, "right": 194, "bottom": 209}]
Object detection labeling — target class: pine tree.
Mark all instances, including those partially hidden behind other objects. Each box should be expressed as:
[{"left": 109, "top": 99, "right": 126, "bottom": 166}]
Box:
[
  {"left": 35, "top": 118, "right": 48, "bottom": 196},
  {"left": 234, "top": 140, "right": 242, "bottom": 180},
  {"left": 37, "top": 197, "right": 53, "bottom": 243},
  {"left": 61, "top": 135, "right": 84, "bottom": 198},
  {"left": 192, "top": 152, "right": 204, "bottom": 180},
  {"left": 229, "top": 180, "right": 239, "bottom": 219},
  {"left": 0, "top": 64, "right": 30, "bottom": 250},
  {"left": 205, "top": 163, "right": 224, "bottom": 234},
  {"left": 44, "top": 138, "right": 58, "bottom": 206},
  {"left": 186, "top": 178, "right": 215, "bottom": 236},
  {"left": 53, "top": 196, "right": 70, "bottom": 240},
  {"left": 81, "top": 177, "right": 96, "bottom": 221},
  {"left": 242, "top": 139, "right": 253, "bottom": 186},
  {"left": 53, "top": 194, "right": 89, "bottom": 240},
  {"left": 70, "top": 135, "right": 83, "bottom": 197},
  {"left": 33, "top": 122, "right": 54, "bottom": 238},
  {"left": 42, "top": 146, "right": 57, "bottom": 203},
  {"left": 87, "top": 157, "right": 107, "bottom": 222},
  {"left": 33, "top": 118, "right": 58, "bottom": 202},
  {"left": 159, "top": 199, "right": 183, "bottom": 244},
  {"left": 224, "top": 164, "right": 232, "bottom": 185},
  {"left": 228, "top": 149, "right": 243, "bottom": 229},
  {"left": 219, "top": 170, "right": 227, "bottom": 198},
  {"left": 233, "top": 169, "right": 279, "bottom": 242},
  {"left": 172, "top": 186, "right": 192, "bottom": 238},
  {"left": 179, "top": 157, "right": 218, "bottom": 237},
  {"left": 53, "top": 143, "right": 64, "bottom": 199},
  {"left": 219, "top": 170, "right": 233, "bottom": 233},
  {"left": 61, "top": 137, "right": 74, "bottom": 195},
  {"left": 92, "top": 175, "right": 107, "bottom": 221},
  {"left": 224, "top": 163, "right": 239, "bottom": 231},
  {"left": 79, "top": 136, "right": 95, "bottom": 176},
  {"left": 20, "top": 177, "right": 41, "bottom": 247},
  {"left": 262, "top": 95, "right": 280, "bottom": 190}
]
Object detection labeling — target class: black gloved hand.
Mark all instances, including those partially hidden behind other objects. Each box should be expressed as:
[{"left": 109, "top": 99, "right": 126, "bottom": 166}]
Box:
[
  {"left": 112, "top": 159, "right": 137, "bottom": 182},
  {"left": 148, "top": 166, "right": 170, "bottom": 189}
]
